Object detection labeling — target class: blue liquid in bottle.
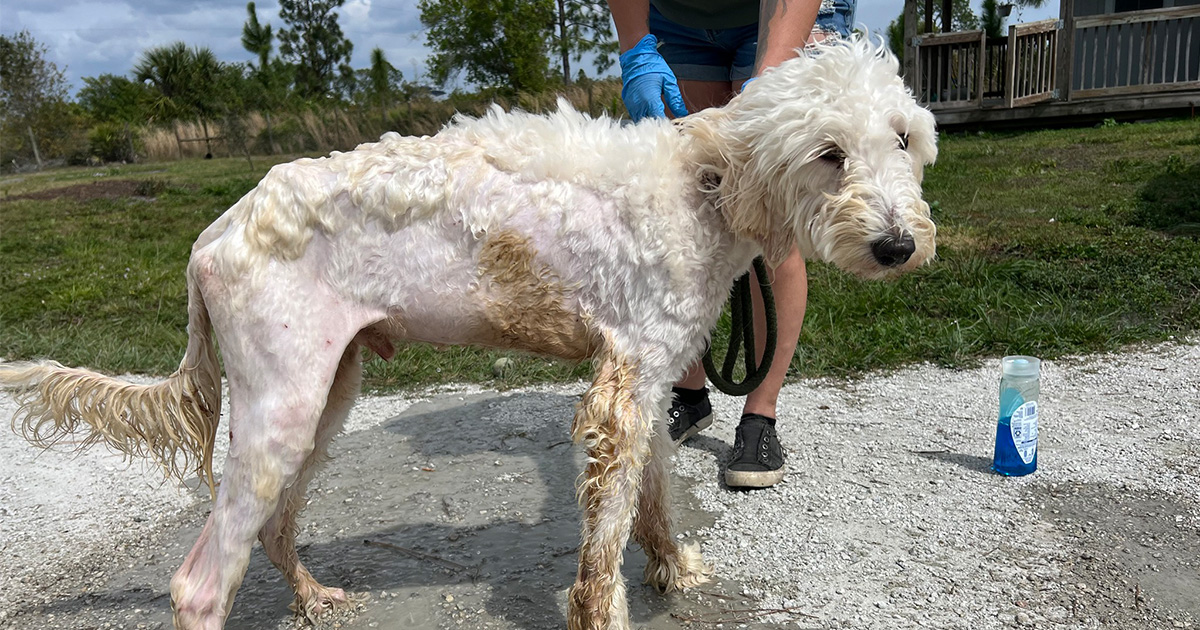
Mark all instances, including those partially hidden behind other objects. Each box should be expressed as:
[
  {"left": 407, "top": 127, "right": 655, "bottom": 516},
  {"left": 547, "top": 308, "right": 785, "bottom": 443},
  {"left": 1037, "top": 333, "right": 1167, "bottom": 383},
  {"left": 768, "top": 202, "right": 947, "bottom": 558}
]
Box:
[{"left": 992, "top": 356, "right": 1040, "bottom": 476}]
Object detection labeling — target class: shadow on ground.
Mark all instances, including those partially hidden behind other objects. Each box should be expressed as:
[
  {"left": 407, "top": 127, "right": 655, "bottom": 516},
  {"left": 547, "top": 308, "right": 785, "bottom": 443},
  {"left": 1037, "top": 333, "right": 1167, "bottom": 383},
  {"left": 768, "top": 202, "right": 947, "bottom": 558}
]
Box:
[{"left": 22, "top": 391, "right": 745, "bottom": 630}]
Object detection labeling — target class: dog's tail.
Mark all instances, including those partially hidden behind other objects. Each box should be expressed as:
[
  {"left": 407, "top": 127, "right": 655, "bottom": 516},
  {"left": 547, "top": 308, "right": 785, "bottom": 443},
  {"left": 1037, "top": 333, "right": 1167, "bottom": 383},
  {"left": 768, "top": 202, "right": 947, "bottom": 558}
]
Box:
[{"left": 0, "top": 271, "right": 222, "bottom": 495}]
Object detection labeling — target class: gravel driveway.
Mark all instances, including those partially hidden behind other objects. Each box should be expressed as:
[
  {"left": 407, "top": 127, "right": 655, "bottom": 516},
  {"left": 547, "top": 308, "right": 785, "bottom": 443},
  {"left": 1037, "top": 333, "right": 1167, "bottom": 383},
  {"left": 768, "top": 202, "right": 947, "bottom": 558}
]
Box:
[{"left": 1, "top": 341, "right": 1197, "bottom": 630}]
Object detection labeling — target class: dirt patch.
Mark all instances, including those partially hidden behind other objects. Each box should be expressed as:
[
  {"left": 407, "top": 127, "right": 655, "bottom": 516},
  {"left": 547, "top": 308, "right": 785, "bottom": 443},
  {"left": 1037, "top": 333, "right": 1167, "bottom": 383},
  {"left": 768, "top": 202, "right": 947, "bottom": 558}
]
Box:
[
  {"left": 0, "top": 179, "right": 150, "bottom": 203},
  {"left": 1031, "top": 481, "right": 1200, "bottom": 627}
]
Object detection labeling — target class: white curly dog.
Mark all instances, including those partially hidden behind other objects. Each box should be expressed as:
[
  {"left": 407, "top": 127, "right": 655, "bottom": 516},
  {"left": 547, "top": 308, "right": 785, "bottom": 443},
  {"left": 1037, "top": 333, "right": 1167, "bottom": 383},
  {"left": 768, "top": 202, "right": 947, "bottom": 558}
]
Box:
[{"left": 1, "top": 38, "right": 936, "bottom": 630}]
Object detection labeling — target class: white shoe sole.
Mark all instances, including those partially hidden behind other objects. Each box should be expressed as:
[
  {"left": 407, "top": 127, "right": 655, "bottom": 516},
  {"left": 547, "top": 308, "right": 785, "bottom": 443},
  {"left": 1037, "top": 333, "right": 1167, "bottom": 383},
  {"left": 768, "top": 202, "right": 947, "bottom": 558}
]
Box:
[{"left": 725, "top": 467, "right": 785, "bottom": 488}]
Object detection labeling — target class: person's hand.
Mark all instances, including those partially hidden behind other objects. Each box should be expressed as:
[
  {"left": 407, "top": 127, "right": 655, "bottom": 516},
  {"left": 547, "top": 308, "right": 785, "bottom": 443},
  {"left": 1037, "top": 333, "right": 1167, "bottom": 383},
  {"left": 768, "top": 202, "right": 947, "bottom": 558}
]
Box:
[{"left": 618, "top": 34, "right": 688, "bottom": 121}]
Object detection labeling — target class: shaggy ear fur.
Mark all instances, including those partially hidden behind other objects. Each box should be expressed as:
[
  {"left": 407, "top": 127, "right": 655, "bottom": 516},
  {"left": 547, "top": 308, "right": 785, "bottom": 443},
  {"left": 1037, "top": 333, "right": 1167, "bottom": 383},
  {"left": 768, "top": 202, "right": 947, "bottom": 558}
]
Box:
[{"left": 678, "top": 110, "right": 798, "bottom": 267}]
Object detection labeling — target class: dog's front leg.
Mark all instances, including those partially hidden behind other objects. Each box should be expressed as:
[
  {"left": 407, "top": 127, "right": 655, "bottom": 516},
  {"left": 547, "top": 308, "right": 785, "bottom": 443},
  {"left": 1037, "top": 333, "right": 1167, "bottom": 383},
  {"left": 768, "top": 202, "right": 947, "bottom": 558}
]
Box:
[
  {"left": 634, "top": 417, "right": 713, "bottom": 592},
  {"left": 568, "top": 354, "right": 653, "bottom": 630}
]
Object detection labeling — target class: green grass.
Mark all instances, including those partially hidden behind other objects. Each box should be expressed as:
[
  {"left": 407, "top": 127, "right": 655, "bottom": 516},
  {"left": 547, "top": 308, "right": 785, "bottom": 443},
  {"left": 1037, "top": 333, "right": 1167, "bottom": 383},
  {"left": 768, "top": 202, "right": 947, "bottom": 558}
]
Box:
[{"left": 1, "top": 119, "right": 1198, "bottom": 390}]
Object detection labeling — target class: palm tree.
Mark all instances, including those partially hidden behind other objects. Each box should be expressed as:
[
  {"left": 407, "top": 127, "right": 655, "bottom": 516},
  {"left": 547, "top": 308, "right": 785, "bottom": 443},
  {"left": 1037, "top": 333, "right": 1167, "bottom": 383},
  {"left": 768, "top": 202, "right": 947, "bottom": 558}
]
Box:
[
  {"left": 134, "top": 42, "right": 193, "bottom": 121},
  {"left": 134, "top": 43, "right": 224, "bottom": 157}
]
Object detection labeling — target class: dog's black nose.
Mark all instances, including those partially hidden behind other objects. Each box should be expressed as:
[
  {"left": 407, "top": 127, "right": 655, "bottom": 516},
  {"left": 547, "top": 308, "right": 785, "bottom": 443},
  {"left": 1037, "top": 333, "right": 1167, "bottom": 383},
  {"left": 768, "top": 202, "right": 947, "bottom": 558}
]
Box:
[{"left": 871, "top": 234, "right": 916, "bottom": 267}]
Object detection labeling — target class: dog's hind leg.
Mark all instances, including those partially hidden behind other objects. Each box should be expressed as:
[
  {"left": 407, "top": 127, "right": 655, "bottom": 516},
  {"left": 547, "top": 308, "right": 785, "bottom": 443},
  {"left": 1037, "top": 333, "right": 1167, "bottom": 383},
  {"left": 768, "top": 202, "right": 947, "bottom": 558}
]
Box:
[
  {"left": 567, "top": 352, "right": 654, "bottom": 630},
  {"left": 257, "top": 343, "right": 363, "bottom": 622},
  {"left": 170, "top": 314, "right": 358, "bottom": 629},
  {"left": 633, "top": 417, "right": 713, "bottom": 592}
]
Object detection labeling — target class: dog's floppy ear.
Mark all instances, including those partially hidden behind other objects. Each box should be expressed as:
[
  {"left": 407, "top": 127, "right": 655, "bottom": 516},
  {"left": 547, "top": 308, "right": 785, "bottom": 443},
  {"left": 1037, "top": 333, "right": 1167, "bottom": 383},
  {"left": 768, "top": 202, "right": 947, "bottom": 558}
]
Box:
[{"left": 679, "top": 112, "right": 797, "bottom": 266}]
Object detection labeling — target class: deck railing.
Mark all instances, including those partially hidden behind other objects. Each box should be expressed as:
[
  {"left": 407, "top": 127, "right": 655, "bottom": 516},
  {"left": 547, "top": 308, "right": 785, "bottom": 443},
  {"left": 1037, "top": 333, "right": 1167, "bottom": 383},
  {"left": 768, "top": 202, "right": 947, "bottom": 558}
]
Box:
[
  {"left": 915, "top": 19, "right": 1059, "bottom": 110},
  {"left": 1071, "top": 6, "right": 1200, "bottom": 99},
  {"left": 1006, "top": 19, "right": 1059, "bottom": 107},
  {"left": 914, "top": 30, "right": 988, "bottom": 109}
]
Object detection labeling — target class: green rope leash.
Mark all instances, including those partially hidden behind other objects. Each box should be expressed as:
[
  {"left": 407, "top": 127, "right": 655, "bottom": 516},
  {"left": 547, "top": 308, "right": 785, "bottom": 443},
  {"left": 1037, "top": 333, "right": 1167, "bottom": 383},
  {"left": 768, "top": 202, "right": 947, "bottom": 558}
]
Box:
[{"left": 702, "top": 256, "right": 778, "bottom": 397}]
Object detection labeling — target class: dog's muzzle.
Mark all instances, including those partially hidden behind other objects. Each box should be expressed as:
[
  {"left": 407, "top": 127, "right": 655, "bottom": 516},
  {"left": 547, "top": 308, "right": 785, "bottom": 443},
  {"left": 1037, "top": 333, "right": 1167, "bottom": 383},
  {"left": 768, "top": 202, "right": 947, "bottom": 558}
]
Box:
[{"left": 870, "top": 233, "right": 916, "bottom": 267}]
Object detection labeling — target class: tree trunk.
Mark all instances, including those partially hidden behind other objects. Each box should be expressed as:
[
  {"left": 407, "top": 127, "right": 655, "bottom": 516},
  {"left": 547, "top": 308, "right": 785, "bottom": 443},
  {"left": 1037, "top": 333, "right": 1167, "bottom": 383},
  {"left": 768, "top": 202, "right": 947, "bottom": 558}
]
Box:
[
  {"left": 265, "top": 111, "right": 277, "bottom": 155},
  {"left": 200, "top": 118, "right": 213, "bottom": 158},
  {"left": 173, "top": 123, "right": 184, "bottom": 160},
  {"left": 558, "top": 0, "right": 571, "bottom": 85},
  {"left": 237, "top": 132, "right": 254, "bottom": 170},
  {"left": 26, "top": 126, "right": 43, "bottom": 170}
]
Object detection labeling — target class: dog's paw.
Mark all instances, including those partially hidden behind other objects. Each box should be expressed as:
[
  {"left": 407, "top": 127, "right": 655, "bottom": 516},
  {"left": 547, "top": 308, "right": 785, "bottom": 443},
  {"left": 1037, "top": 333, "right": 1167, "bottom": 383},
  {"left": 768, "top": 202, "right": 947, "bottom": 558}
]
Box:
[
  {"left": 644, "top": 542, "right": 714, "bottom": 593},
  {"left": 290, "top": 583, "right": 355, "bottom": 622}
]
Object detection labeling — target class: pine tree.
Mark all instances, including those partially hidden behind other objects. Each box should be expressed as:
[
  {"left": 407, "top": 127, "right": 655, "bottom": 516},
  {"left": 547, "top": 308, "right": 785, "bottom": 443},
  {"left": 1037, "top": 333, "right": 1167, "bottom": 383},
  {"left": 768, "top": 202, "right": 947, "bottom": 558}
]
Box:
[
  {"left": 277, "top": 0, "right": 354, "bottom": 99},
  {"left": 551, "top": 0, "right": 617, "bottom": 85},
  {"left": 242, "top": 2, "right": 274, "bottom": 71}
]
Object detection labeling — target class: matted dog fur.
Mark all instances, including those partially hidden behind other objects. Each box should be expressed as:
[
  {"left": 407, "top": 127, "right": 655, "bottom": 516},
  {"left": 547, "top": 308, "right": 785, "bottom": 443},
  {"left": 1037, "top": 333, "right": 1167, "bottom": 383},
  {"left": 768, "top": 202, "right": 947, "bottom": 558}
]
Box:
[{"left": 1, "top": 38, "right": 937, "bottom": 630}]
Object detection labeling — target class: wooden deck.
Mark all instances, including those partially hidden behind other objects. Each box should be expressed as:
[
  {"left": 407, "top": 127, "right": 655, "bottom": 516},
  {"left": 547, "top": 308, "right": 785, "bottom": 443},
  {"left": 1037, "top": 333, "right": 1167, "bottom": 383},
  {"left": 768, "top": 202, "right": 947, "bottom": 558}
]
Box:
[
  {"left": 932, "top": 90, "right": 1198, "bottom": 129},
  {"left": 904, "top": 3, "right": 1200, "bottom": 128}
]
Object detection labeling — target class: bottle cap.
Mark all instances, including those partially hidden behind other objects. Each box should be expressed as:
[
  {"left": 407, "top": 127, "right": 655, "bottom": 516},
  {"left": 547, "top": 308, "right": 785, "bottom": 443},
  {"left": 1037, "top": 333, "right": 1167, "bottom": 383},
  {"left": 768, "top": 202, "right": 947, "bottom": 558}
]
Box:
[{"left": 1001, "top": 355, "right": 1041, "bottom": 377}]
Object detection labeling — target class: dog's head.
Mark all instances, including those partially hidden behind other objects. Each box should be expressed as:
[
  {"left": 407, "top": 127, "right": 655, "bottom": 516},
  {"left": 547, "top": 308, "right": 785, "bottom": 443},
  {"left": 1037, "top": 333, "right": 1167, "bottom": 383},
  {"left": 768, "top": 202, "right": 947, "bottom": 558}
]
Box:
[{"left": 682, "top": 36, "right": 937, "bottom": 279}]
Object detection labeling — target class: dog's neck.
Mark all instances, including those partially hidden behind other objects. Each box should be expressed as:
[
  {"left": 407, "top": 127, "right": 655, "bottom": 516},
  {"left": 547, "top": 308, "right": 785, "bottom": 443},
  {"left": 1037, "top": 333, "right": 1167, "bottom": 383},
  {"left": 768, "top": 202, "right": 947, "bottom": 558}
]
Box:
[{"left": 677, "top": 109, "right": 798, "bottom": 269}]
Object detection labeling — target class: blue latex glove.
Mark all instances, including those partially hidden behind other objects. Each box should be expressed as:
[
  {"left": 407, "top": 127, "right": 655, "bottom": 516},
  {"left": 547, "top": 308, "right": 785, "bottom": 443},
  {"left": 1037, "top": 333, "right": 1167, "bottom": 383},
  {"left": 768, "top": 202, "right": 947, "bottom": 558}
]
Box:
[{"left": 618, "top": 34, "right": 688, "bottom": 121}]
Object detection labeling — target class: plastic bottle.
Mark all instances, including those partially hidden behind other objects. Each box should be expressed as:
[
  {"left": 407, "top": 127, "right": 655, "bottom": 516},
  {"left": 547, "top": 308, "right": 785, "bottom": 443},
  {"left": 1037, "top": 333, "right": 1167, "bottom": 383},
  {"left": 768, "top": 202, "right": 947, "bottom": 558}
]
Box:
[{"left": 992, "top": 355, "right": 1041, "bottom": 476}]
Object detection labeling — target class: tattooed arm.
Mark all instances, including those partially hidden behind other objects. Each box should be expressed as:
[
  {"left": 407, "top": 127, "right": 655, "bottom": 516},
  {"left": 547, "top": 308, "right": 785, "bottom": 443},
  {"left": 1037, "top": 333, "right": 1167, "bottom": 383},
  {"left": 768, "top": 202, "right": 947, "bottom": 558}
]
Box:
[{"left": 753, "top": 0, "right": 823, "bottom": 75}]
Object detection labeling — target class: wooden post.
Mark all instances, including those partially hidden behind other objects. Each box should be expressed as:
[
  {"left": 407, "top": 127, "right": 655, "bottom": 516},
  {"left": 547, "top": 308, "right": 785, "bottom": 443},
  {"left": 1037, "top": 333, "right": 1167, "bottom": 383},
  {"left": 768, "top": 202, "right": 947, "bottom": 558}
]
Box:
[
  {"left": 977, "top": 29, "right": 988, "bottom": 105},
  {"left": 904, "top": 0, "right": 919, "bottom": 94},
  {"left": 924, "top": 0, "right": 934, "bottom": 34},
  {"left": 1006, "top": 24, "right": 1018, "bottom": 108},
  {"left": 942, "top": 0, "right": 953, "bottom": 32}
]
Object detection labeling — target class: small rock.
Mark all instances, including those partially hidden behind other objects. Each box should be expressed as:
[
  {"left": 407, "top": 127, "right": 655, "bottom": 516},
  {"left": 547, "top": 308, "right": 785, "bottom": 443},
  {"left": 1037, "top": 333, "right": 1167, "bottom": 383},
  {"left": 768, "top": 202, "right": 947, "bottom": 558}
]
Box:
[
  {"left": 444, "top": 593, "right": 455, "bottom": 603},
  {"left": 1044, "top": 606, "right": 1069, "bottom": 622},
  {"left": 1016, "top": 611, "right": 1032, "bottom": 626},
  {"left": 492, "top": 357, "right": 514, "bottom": 377}
]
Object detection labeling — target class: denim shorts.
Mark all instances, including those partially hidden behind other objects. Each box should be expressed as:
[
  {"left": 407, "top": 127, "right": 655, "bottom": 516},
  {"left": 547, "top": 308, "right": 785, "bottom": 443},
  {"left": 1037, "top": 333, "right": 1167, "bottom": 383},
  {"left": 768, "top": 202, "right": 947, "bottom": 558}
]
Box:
[{"left": 650, "top": 0, "right": 858, "bottom": 82}]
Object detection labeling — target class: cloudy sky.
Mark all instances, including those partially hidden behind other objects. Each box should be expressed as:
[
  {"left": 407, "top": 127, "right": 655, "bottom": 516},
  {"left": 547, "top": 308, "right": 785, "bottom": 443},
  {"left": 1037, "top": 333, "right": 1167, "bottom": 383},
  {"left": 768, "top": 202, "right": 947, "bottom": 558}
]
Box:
[{"left": 2, "top": 0, "right": 1057, "bottom": 95}]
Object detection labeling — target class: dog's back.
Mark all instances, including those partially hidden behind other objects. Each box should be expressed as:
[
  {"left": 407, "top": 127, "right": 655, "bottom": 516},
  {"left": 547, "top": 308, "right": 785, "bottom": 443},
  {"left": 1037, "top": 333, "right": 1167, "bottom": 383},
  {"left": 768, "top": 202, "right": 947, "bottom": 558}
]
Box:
[{"left": 187, "top": 103, "right": 742, "bottom": 363}]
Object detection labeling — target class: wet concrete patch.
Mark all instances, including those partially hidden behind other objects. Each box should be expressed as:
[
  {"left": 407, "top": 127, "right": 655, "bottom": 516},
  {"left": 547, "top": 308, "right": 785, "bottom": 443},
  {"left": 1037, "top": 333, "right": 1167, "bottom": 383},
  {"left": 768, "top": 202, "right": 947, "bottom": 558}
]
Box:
[
  {"left": 16, "top": 391, "right": 755, "bottom": 630},
  {"left": 1033, "top": 481, "right": 1200, "bottom": 628}
]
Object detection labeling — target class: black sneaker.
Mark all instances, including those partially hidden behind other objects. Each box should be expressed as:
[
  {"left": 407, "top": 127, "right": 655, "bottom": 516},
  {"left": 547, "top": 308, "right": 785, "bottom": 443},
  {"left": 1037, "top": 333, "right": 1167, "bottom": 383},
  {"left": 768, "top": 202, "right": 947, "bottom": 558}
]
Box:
[
  {"left": 666, "top": 389, "right": 713, "bottom": 445},
  {"left": 725, "top": 414, "right": 785, "bottom": 488}
]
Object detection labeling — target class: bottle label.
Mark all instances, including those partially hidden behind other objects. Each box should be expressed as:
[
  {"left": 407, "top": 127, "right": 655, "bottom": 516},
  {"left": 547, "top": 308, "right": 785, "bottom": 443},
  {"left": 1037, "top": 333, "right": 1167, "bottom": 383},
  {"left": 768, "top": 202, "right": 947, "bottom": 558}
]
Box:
[{"left": 1009, "top": 401, "right": 1038, "bottom": 464}]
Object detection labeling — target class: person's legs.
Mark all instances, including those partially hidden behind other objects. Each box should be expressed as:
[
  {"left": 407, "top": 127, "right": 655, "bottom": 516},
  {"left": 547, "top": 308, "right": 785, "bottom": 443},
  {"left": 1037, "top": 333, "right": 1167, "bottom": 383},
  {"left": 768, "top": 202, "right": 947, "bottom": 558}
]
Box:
[
  {"left": 650, "top": 11, "right": 812, "bottom": 476},
  {"left": 676, "top": 80, "right": 735, "bottom": 115},
  {"left": 742, "top": 249, "right": 807, "bottom": 419}
]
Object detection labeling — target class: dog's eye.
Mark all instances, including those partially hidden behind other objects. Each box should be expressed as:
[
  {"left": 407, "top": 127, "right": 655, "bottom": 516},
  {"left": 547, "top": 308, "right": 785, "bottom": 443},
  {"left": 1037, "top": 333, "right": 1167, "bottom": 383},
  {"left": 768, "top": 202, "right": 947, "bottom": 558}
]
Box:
[
  {"left": 899, "top": 134, "right": 910, "bottom": 151},
  {"left": 819, "top": 148, "right": 847, "bottom": 167}
]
